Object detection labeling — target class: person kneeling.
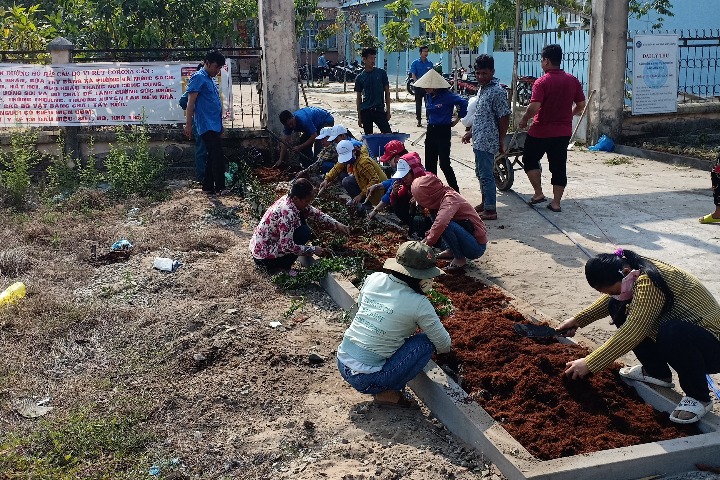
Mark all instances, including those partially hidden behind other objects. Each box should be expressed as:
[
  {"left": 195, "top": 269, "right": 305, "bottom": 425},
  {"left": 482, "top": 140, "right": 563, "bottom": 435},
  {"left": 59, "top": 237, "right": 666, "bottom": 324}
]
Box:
[
  {"left": 337, "top": 241, "right": 451, "bottom": 407},
  {"left": 249, "top": 178, "right": 349, "bottom": 274}
]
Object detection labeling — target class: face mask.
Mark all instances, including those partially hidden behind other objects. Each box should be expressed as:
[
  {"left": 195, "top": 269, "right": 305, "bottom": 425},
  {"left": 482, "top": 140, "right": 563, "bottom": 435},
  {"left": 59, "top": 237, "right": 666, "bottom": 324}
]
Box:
[
  {"left": 611, "top": 269, "right": 641, "bottom": 301},
  {"left": 419, "top": 278, "right": 434, "bottom": 294}
]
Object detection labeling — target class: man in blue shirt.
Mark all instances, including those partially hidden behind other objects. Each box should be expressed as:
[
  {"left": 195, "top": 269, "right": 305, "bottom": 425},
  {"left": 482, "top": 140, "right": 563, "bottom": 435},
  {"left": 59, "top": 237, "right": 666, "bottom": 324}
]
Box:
[
  {"left": 409, "top": 46, "right": 434, "bottom": 127},
  {"left": 318, "top": 52, "right": 328, "bottom": 85},
  {"left": 355, "top": 47, "right": 392, "bottom": 134},
  {"left": 276, "top": 107, "right": 335, "bottom": 168},
  {"left": 184, "top": 50, "right": 226, "bottom": 195}
]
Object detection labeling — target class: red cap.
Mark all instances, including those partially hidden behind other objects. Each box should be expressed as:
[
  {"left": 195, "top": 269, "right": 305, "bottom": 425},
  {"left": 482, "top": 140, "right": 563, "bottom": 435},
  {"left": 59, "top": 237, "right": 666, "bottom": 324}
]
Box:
[{"left": 379, "top": 140, "right": 406, "bottom": 163}]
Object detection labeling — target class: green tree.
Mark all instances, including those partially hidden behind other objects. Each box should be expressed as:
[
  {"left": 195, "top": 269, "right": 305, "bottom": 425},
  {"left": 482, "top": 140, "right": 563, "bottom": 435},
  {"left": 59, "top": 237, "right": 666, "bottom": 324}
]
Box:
[
  {"left": 381, "top": 0, "right": 418, "bottom": 100},
  {"left": 0, "top": 4, "right": 55, "bottom": 52},
  {"left": 423, "top": 0, "right": 488, "bottom": 87},
  {"left": 353, "top": 23, "right": 382, "bottom": 56}
]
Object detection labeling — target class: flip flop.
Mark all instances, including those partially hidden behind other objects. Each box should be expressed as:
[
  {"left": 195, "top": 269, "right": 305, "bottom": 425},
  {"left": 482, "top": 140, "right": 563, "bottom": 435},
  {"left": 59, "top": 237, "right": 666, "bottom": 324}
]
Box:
[
  {"left": 546, "top": 204, "right": 561, "bottom": 213},
  {"left": 699, "top": 214, "right": 720, "bottom": 224},
  {"left": 669, "top": 396, "right": 713, "bottom": 424},
  {"left": 619, "top": 365, "right": 674, "bottom": 388},
  {"left": 529, "top": 196, "right": 547, "bottom": 204}
]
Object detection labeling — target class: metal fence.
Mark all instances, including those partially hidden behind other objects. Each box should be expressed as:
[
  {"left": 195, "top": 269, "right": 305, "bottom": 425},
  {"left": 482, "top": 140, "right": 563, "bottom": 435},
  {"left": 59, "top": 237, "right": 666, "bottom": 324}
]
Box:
[
  {"left": 626, "top": 29, "right": 720, "bottom": 104},
  {"left": 0, "top": 47, "right": 263, "bottom": 128},
  {"left": 517, "top": 7, "right": 591, "bottom": 93}
]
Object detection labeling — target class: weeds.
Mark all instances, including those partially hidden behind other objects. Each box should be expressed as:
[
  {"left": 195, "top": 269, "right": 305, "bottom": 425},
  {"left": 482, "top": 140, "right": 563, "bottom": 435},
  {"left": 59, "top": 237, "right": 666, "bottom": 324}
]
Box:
[
  {"left": 0, "top": 129, "right": 48, "bottom": 209},
  {"left": 0, "top": 406, "right": 153, "bottom": 478},
  {"left": 272, "top": 257, "right": 361, "bottom": 290},
  {"left": 604, "top": 156, "right": 633, "bottom": 166},
  {"left": 105, "top": 125, "right": 166, "bottom": 197},
  {"left": 428, "top": 289, "right": 454, "bottom": 318},
  {"left": 233, "top": 157, "right": 277, "bottom": 219},
  {"left": 284, "top": 296, "right": 306, "bottom": 318}
]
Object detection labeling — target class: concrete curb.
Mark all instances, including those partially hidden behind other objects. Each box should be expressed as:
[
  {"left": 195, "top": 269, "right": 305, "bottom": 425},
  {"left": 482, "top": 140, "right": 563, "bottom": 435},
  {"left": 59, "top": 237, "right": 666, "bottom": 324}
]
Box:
[
  {"left": 321, "top": 269, "right": 720, "bottom": 480},
  {"left": 614, "top": 144, "right": 712, "bottom": 171}
]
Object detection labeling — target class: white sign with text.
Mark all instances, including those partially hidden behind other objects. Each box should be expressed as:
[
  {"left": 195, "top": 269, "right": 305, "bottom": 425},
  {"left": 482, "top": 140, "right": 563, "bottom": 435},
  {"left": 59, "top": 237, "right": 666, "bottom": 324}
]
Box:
[
  {"left": 631, "top": 34, "right": 679, "bottom": 115},
  {"left": 0, "top": 62, "right": 232, "bottom": 126}
]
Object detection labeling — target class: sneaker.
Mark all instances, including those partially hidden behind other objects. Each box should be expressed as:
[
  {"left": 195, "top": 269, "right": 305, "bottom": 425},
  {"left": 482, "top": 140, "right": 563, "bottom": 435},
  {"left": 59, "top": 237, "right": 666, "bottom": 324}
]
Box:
[{"left": 474, "top": 203, "right": 485, "bottom": 214}]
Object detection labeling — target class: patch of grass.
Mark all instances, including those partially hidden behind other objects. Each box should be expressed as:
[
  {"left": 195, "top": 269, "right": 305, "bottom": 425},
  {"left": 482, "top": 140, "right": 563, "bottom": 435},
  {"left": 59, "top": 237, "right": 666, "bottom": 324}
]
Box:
[
  {"left": 604, "top": 156, "right": 633, "bottom": 166},
  {"left": 272, "top": 257, "right": 362, "bottom": 290},
  {"left": 0, "top": 406, "right": 153, "bottom": 479}
]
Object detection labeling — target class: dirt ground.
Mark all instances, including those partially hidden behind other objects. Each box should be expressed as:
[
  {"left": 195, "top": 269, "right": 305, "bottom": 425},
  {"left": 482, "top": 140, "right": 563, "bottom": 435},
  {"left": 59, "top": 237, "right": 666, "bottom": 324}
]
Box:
[
  {"left": 0, "top": 183, "right": 502, "bottom": 479},
  {"left": 1, "top": 82, "right": 719, "bottom": 480}
]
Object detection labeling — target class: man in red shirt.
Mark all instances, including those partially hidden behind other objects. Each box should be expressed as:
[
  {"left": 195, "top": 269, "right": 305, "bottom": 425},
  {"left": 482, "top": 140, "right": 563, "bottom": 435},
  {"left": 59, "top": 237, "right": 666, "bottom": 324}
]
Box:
[{"left": 519, "top": 44, "right": 586, "bottom": 213}]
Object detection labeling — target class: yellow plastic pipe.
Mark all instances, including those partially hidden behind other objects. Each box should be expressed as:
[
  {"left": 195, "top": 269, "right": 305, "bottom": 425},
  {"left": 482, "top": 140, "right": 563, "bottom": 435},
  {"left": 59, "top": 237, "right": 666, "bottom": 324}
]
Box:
[{"left": 0, "top": 282, "right": 26, "bottom": 307}]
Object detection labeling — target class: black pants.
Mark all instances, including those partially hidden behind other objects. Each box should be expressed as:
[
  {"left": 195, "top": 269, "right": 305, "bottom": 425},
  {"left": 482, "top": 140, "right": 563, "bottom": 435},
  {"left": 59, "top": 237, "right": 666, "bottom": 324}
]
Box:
[
  {"left": 610, "top": 298, "right": 720, "bottom": 402},
  {"left": 414, "top": 87, "right": 426, "bottom": 122},
  {"left": 425, "top": 124, "right": 458, "bottom": 191},
  {"left": 254, "top": 224, "right": 313, "bottom": 272},
  {"left": 297, "top": 121, "right": 334, "bottom": 168},
  {"left": 712, "top": 162, "right": 720, "bottom": 205},
  {"left": 522, "top": 134, "right": 571, "bottom": 187},
  {"left": 360, "top": 108, "right": 392, "bottom": 135},
  {"left": 201, "top": 130, "right": 225, "bottom": 193}
]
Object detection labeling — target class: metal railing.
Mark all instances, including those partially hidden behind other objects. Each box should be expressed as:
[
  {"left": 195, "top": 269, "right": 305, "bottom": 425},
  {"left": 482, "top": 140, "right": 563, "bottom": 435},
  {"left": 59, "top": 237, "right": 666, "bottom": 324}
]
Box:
[{"left": 626, "top": 29, "right": 720, "bottom": 104}]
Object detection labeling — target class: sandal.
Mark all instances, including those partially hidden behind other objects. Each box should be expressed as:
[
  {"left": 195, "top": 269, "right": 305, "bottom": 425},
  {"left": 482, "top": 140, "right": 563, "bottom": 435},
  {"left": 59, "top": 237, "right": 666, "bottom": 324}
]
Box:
[
  {"left": 699, "top": 214, "right": 720, "bottom": 224},
  {"left": 529, "top": 196, "right": 547, "bottom": 205},
  {"left": 436, "top": 250, "right": 454, "bottom": 260},
  {"left": 619, "top": 365, "right": 675, "bottom": 388},
  {"left": 546, "top": 204, "right": 561, "bottom": 213},
  {"left": 669, "top": 396, "right": 713, "bottom": 424},
  {"left": 444, "top": 262, "right": 466, "bottom": 274}
]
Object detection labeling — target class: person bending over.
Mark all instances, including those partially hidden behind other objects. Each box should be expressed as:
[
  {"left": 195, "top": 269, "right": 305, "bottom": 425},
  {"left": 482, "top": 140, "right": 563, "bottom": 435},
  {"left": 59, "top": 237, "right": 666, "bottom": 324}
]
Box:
[{"left": 562, "top": 249, "right": 720, "bottom": 424}]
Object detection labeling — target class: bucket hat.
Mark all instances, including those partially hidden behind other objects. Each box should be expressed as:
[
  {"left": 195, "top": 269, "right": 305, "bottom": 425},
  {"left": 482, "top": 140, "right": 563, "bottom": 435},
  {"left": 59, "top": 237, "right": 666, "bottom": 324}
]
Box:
[
  {"left": 383, "top": 241, "right": 443, "bottom": 279},
  {"left": 413, "top": 68, "right": 451, "bottom": 90}
]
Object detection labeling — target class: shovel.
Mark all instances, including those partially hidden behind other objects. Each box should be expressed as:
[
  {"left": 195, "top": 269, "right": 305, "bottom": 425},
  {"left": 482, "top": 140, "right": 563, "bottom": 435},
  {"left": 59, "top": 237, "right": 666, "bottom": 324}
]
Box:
[{"left": 513, "top": 323, "right": 572, "bottom": 338}]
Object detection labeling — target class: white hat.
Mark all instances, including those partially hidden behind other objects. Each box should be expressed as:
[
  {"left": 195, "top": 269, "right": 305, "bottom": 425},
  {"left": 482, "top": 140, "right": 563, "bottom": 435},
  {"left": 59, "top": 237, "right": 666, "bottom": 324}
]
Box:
[
  {"left": 413, "top": 68, "right": 451, "bottom": 89},
  {"left": 391, "top": 159, "right": 411, "bottom": 179},
  {"left": 336, "top": 139, "right": 355, "bottom": 163},
  {"left": 328, "top": 125, "right": 348, "bottom": 141},
  {"left": 316, "top": 126, "right": 332, "bottom": 140}
]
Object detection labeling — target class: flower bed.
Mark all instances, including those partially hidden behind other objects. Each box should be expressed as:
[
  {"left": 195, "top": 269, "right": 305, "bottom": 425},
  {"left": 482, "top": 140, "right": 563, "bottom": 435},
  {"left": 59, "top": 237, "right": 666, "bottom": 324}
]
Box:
[{"left": 255, "top": 168, "right": 698, "bottom": 460}]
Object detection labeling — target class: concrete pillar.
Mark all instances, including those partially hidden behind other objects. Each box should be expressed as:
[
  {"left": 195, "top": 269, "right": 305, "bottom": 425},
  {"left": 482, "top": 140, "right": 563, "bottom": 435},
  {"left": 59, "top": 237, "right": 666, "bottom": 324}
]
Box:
[
  {"left": 258, "top": 0, "right": 298, "bottom": 139},
  {"left": 48, "top": 37, "right": 78, "bottom": 162},
  {"left": 586, "top": 0, "right": 629, "bottom": 144}
]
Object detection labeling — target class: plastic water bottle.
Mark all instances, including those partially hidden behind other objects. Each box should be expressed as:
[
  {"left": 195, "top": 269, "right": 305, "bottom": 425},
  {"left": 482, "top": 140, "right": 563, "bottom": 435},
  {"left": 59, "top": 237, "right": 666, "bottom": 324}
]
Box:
[{"left": 0, "top": 282, "right": 26, "bottom": 307}]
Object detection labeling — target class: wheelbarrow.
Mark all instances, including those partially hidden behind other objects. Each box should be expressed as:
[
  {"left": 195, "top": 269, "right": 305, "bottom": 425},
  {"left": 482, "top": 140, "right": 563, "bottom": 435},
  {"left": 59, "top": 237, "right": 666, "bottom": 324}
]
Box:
[{"left": 493, "top": 130, "right": 526, "bottom": 191}]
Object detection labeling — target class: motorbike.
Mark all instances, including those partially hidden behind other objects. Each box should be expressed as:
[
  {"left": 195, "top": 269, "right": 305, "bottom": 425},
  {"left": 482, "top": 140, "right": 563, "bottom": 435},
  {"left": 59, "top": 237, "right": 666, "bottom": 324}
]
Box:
[
  {"left": 515, "top": 75, "right": 536, "bottom": 106},
  {"left": 334, "top": 60, "right": 361, "bottom": 82}
]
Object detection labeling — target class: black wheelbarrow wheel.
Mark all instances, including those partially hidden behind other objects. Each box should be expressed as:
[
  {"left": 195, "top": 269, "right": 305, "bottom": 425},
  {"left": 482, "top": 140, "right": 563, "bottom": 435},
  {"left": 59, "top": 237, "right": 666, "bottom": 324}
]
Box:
[{"left": 494, "top": 153, "right": 515, "bottom": 191}]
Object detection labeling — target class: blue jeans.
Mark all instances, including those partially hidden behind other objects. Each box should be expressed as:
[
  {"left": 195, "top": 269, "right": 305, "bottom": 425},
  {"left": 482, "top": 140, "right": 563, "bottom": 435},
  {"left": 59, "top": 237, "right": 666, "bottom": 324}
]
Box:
[
  {"left": 337, "top": 334, "right": 434, "bottom": 394},
  {"left": 441, "top": 220, "right": 486, "bottom": 260},
  {"left": 474, "top": 149, "right": 496, "bottom": 211}
]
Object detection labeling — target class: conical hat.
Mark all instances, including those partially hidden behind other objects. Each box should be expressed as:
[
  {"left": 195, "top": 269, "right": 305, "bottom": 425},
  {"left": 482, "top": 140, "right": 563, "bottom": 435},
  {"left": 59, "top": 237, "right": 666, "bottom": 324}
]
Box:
[{"left": 413, "top": 68, "right": 451, "bottom": 89}]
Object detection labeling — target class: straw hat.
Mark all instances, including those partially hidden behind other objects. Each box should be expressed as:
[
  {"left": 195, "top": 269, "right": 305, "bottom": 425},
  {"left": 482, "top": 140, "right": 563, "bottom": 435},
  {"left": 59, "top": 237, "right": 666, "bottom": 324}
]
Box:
[
  {"left": 413, "top": 68, "right": 451, "bottom": 89},
  {"left": 383, "top": 241, "right": 443, "bottom": 279}
]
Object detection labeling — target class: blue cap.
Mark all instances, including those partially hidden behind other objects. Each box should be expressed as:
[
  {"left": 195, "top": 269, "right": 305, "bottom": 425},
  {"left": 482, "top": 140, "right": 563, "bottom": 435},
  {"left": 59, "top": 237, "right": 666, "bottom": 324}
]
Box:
[{"left": 350, "top": 139, "right": 363, "bottom": 149}]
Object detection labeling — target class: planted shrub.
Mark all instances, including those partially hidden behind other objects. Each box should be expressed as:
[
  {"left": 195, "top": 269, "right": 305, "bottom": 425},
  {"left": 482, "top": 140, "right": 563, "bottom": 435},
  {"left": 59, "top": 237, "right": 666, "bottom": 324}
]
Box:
[{"left": 105, "top": 125, "right": 166, "bottom": 197}]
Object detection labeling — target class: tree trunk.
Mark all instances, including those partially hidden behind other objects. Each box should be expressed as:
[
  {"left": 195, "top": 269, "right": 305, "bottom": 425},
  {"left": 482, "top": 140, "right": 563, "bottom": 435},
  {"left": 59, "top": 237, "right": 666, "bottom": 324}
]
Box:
[{"left": 396, "top": 52, "right": 401, "bottom": 102}]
